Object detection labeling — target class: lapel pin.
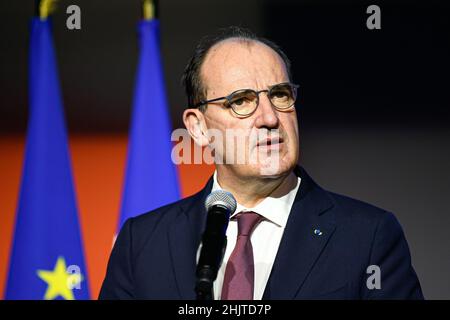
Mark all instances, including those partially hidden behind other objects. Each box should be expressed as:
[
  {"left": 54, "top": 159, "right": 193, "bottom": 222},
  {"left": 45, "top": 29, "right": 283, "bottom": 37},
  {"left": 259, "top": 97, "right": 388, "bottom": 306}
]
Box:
[{"left": 314, "top": 229, "right": 323, "bottom": 236}]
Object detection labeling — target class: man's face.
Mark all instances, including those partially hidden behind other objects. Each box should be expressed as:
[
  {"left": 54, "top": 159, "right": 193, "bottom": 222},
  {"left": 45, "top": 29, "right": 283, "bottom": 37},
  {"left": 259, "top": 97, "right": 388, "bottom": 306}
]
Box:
[{"left": 200, "top": 40, "right": 300, "bottom": 179}]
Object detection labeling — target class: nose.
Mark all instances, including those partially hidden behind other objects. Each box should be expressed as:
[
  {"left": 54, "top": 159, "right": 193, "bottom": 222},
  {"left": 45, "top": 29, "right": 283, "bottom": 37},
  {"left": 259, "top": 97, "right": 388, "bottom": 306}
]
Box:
[{"left": 254, "top": 93, "right": 279, "bottom": 129}]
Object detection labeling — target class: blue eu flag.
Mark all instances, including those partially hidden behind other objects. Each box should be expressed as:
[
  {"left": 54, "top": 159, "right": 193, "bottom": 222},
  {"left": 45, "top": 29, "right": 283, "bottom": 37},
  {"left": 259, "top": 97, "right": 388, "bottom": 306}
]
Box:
[
  {"left": 5, "top": 18, "right": 90, "bottom": 300},
  {"left": 118, "top": 19, "right": 180, "bottom": 231}
]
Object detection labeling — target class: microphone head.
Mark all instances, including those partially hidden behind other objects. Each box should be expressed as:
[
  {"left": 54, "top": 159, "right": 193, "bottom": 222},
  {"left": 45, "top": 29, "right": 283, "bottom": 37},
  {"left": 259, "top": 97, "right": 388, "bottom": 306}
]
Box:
[{"left": 205, "top": 190, "right": 237, "bottom": 214}]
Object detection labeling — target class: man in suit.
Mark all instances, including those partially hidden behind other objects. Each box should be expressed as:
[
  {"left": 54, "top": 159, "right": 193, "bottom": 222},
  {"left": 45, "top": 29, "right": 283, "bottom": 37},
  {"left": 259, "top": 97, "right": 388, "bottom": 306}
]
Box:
[{"left": 99, "top": 27, "right": 423, "bottom": 300}]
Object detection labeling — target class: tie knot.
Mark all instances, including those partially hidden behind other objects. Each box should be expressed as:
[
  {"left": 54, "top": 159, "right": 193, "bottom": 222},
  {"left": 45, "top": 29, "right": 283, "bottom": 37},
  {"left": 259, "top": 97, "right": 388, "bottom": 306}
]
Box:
[{"left": 235, "top": 211, "right": 263, "bottom": 236}]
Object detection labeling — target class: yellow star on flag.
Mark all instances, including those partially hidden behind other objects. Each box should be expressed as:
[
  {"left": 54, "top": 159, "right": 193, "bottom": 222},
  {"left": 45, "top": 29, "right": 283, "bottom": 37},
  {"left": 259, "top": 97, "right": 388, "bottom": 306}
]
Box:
[{"left": 37, "top": 256, "right": 83, "bottom": 300}]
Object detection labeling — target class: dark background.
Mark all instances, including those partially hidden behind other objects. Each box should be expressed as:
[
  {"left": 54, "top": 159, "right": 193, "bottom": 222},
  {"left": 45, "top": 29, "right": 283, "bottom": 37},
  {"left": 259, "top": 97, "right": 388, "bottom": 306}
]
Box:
[{"left": 1, "top": 0, "right": 449, "bottom": 299}]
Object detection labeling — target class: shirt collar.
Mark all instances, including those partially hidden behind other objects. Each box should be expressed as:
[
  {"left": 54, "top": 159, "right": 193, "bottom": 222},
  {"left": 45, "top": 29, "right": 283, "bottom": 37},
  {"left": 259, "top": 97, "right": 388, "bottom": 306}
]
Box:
[{"left": 211, "top": 171, "right": 301, "bottom": 228}]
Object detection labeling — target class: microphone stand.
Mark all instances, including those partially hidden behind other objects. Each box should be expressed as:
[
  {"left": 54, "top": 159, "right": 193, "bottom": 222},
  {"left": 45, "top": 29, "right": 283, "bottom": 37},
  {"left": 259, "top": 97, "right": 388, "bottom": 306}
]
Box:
[
  {"left": 195, "top": 266, "right": 214, "bottom": 300},
  {"left": 195, "top": 237, "right": 227, "bottom": 300}
]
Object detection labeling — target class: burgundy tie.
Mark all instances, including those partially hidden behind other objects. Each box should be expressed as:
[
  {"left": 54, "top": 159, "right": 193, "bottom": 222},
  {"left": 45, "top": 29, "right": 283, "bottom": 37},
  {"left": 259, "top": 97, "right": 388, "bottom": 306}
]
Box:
[{"left": 221, "top": 211, "right": 263, "bottom": 300}]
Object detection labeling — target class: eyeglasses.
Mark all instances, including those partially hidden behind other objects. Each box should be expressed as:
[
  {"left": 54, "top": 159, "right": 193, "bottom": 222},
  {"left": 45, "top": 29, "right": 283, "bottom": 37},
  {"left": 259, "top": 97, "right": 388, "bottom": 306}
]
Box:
[{"left": 192, "top": 82, "right": 299, "bottom": 117}]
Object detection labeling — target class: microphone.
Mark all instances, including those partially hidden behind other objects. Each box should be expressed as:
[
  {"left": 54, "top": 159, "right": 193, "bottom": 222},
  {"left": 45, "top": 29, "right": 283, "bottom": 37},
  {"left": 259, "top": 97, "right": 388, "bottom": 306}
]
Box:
[{"left": 195, "top": 190, "right": 237, "bottom": 300}]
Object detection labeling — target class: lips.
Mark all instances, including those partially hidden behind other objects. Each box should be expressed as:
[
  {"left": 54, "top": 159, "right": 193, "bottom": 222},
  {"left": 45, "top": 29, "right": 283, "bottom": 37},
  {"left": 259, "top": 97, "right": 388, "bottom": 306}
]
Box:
[{"left": 256, "top": 137, "right": 284, "bottom": 147}]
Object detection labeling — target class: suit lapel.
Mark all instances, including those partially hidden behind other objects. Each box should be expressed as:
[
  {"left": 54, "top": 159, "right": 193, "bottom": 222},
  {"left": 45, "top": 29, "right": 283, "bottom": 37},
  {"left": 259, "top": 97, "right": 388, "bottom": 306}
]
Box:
[
  {"left": 167, "top": 178, "right": 213, "bottom": 299},
  {"left": 263, "top": 167, "right": 336, "bottom": 299}
]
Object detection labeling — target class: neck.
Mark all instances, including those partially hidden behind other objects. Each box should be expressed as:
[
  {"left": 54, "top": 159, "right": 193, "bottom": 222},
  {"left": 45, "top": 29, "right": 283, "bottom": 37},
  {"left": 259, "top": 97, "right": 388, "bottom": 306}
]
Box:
[{"left": 216, "top": 167, "right": 297, "bottom": 208}]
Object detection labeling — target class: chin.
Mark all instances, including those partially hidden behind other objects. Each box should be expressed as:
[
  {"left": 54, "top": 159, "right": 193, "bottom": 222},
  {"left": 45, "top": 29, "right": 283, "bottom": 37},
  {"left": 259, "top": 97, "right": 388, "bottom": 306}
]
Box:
[
  {"left": 254, "top": 148, "right": 297, "bottom": 176},
  {"left": 245, "top": 157, "right": 296, "bottom": 179}
]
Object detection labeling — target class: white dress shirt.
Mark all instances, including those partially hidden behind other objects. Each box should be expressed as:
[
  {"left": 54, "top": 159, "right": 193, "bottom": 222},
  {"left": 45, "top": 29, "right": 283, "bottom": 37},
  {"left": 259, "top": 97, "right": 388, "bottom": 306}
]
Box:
[{"left": 206, "top": 171, "right": 301, "bottom": 300}]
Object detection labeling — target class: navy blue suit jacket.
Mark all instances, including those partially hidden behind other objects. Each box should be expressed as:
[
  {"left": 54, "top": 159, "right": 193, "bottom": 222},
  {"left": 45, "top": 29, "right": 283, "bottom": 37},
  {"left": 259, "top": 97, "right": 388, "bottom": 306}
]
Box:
[{"left": 99, "top": 167, "right": 423, "bottom": 299}]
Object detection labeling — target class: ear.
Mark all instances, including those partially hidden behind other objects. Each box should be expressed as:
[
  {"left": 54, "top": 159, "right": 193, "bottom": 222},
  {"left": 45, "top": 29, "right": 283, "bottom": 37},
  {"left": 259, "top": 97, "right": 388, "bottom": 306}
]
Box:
[{"left": 183, "top": 108, "right": 210, "bottom": 147}]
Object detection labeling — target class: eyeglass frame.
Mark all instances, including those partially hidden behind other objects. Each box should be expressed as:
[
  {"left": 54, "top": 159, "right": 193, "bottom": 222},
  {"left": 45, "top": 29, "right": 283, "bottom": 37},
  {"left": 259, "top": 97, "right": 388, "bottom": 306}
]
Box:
[{"left": 190, "top": 82, "right": 300, "bottom": 116}]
